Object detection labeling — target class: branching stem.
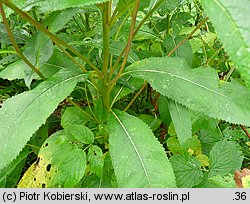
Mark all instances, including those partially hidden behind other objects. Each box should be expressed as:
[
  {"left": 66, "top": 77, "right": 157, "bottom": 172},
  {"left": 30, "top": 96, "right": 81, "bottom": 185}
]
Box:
[{"left": 0, "top": 2, "right": 45, "bottom": 80}]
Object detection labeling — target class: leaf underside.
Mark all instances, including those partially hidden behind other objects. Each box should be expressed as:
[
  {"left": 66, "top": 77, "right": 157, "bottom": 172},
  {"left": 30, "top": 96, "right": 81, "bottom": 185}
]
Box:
[
  {"left": 107, "top": 109, "right": 176, "bottom": 188},
  {"left": 0, "top": 68, "right": 87, "bottom": 170},
  {"left": 123, "top": 57, "right": 250, "bottom": 126}
]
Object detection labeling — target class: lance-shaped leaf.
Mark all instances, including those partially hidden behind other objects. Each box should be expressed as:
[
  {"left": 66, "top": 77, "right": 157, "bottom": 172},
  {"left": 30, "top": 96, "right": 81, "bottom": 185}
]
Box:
[
  {"left": 169, "top": 100, "right": 192, "bottom": 145},
  {"left": 22, "top": 0, "right": 110, "bottom": 12},
  {"left": 0, "top": 68, "right": 87, "bottom": 170},
  {"left": 200, "top": 0, "right": 250, "bottom": 87},
  {"left": 107, "top": 109, "right": 176, "bottom": 188},
  {"left": 123, "top": 57, "right": 250, "bottom": 126}
]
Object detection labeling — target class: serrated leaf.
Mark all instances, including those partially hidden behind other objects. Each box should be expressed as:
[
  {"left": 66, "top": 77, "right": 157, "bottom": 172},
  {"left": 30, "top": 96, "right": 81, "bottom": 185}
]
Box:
[
  {"left": 209, "top": 140, "right": 243, "bottom": 177},
  {"left": 25, "top": 0, "right": 110, "bottom": 12},
  {"left": 107, "top": 109, "right": 176, "bottom": 188},
  {"left": 65, "top": 124, "right": 94, "bottom": 144},
  {"left": 170, "top": 155, "right": 203, "bottom": 188},
  {"left": 169, "top": 100, "right": 192, "bottom": 145},
  {"left": 18, "top": 131, "right": 86, "bottom": 187},
  {"left": 208, "top": 174, "right": 236, "bottom": 188},
  {"left": 0, "top": 68, "right": 87, "bottom": 170},
  {"left": 124, "top": 57, "right": 250, "bottom": 126},
  {"left": 198, "top": 127, "right": 222, "bottom": 155},
  {"left": 0, "top": 149, "right": 30, "bottom": 184},
  {"left": 200, "top": 0, "right": 250, "bottom": 87},
  {"left": 53, "top": 148, "right": 86, "bottom": 187},
  {"left": 87, "top": 145, "right": 104, "bottom": 178}
]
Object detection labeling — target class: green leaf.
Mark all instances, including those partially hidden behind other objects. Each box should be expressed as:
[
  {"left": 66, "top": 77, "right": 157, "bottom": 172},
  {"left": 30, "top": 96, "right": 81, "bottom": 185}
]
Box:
[
  {"left": 200, "top": 0, "right": 250, "bottom": 87},
  {"left": 208, "top": 174, "right": 236, "bottom": 188},
  {"left": 166, "top": 137, "right": 183, "bottom": 155},
  {"left": 0, "top": 68, "right": 87, "bottom": 170},
  {"left": 87, "top": 145, "right": 104, "bottom": 178},
  {"left": 0, "top": 148, "right": 30, "bottom": 184},
  {"left": 138, "top": 114, "right": 162, "bottom": 132},
  {"left": 53, "top": 148, "right": 86, "bottom": 187},
  {"left": 18, "top": 131, "right": 87, "bottom": 187},
  {"left": 110, "top": 41, "right": 139, "bottom": 63},
  {"left": 65, "top": 124, "right": 94, "bottom": 144},
  {"left": 110, "top": 76, "right": 144, "bottom": 104},
  {"left": 101, "top": 152, "right": 118, "bottom": 188},
  {"left": 0, "top": 9, "right": 79, "bottom": 83},
  {"left": 198, "top": 127, "right": 222, "bottom": 155},
  {"left": 158, "top": 95, "right": 172, "bottom": 126},
  {"left": 163, "top": 35, "right": 193, "bottom": 66},
  {"left": 183, "top": 136, "right": 202, "bottom": 156},
  {"left": 107, "top": 109, "right": 176, "bottom": 188},
  {"left": 169, "top": 100, "right": 192, "bottom": 145},
  {"left": 61, "top": 106, "right": 91, "bottom": 127},
  {"left": 26, "top": 0, "right": 110, "bottom": 12},
  {"left": 170, "top": 155, "right": 203, "bottom": 188},
  {"left": 209, "top": 140, "right": 243, "bottom": 177},
  {"left": 124, "top": 57, "right": 250, "bottom": 126}
]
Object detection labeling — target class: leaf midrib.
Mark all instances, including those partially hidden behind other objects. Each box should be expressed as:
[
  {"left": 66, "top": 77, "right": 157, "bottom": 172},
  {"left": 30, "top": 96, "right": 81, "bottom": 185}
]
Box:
[
  {"left": 124, "top": 69, "right": 227, "bottom": 97},
  {"left": 111, "top": 110, "right": 151, "bottom": 187},
  {"left": 16, "top": 72, "right": 84, "bottom": 119},
  {"left": 211, "top": 0, "right": 246, "bottom": 49}
]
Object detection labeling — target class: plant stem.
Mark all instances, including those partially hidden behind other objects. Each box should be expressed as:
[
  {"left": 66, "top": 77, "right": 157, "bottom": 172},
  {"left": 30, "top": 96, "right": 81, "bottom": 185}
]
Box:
[
  {"left": 124, "top": 81, "right": 148, "bottom": 112},
  {"left": 84, "top": 84, "right": 99, "bottom": 123},
  {"left": 1, "top": 0, "right": 103, "bottom": 77},
  {"left": 109, "top": 13, "right": 130, "bottom": 79},
  {"left": 224, "top": 65, "right": 235, "bottom": 82},
  {"left": 167, "top": 16, "right": 209, "bottom": 57},
  {"left": 109, "top": 0, "right": 163, "bottom": 80},
  {"left": 240, "top": 125, "right": 250, "bottom": 139},
  {"left": 205, "top": 46, "right": 224, "bottom": 67},
  {"left": 102, "top": 1, "right": 112, "bottom": 110},
  {"left": 0, "top": 2, "right": 46, "bottom": 80},
  {"left": 110, "top": 0, "right": 140, "bottom": 87},
  {"left": 134, "top": 0, "right": 164, "bottom": 36},
  {"left": 102, "top": 1, "right": 111, "bottom": 76},
  {"left": 66, "top": 97, "right": 97, "bottom": 123},
  {"left": 0, "top": 50, "right": 17, "bottom": 54},
  {"left": 110, "top": 1, "right": 135, "bottom": 28},
  {"left": 55, "top": 42, "right": 87, "bottom": 72}
]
